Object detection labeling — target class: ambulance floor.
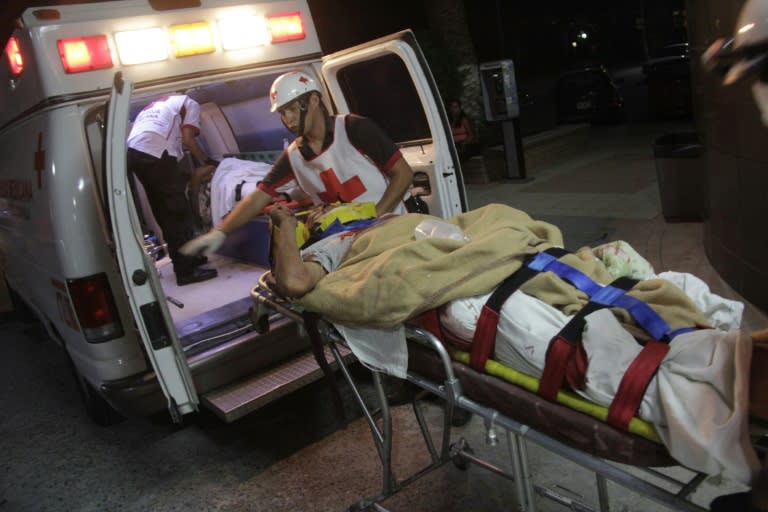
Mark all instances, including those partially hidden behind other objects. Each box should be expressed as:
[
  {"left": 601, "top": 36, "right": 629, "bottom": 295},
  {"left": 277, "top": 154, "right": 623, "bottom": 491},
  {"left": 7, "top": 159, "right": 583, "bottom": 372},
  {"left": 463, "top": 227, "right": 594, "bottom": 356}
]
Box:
[{"left": 154, "top": 253, "right": 266, "bottom": 325}]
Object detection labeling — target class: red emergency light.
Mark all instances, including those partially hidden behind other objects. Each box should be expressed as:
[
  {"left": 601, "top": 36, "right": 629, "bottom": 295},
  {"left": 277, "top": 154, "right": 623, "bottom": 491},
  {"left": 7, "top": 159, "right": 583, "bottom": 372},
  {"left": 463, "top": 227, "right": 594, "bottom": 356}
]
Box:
[
  {"left": 5, "top": 36, "right": 24, "bottom": 76},
  {"left": 266, "top": 12, "right": 306, "bottom": 43},
  {"left": 57, "top": 35, "right": 113, "bottom": 74}
]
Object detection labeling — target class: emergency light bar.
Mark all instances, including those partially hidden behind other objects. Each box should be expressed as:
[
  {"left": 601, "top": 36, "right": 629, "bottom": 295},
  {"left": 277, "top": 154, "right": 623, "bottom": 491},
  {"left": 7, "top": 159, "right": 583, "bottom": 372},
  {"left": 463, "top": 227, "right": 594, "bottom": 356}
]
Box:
[
  {"left": 266, "top": 12, "right": 305, "bottom": 42},
  {"left": 169, "top": 21, "right": 216, "bottom": 57},
  {"left": 115, "top": 28, "right": 168, "bottom": 65},
  {"left": 57, "top": 35, "right": 113, "bottom": 74},
  {"left": 219, "top": 15, "right": 270, "bottom": 50},
  {"left": 4, "top": 36, "right": 24, "bottom": 76},
  {"left": 58, "top": 10, "right": 305, "bottom": 73}
]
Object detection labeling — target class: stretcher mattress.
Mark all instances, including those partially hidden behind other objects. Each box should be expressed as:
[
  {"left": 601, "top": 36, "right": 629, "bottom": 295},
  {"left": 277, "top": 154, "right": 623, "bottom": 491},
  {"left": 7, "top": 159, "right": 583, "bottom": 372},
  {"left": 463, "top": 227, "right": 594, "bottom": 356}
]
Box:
[{"left": 407, "top": 341, "right": 676, "bottom": 467}]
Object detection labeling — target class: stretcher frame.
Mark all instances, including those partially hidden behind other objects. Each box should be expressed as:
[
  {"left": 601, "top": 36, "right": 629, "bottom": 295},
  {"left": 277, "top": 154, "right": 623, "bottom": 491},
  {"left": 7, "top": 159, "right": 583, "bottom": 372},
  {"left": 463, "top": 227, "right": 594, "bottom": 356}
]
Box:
[{"left": 251, "top": 274, "right": 728, "bottom": 512}]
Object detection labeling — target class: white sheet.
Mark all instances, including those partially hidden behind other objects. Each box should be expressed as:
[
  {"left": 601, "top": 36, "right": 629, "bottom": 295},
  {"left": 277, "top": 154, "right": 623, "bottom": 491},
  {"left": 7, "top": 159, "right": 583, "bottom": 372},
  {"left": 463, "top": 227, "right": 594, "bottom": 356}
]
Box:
[
  {"left": 440, "top": 271, "right": 758, "bottom": 485},
  {"left": 209, "top": 157, "right": 273, "bottom": 225}
]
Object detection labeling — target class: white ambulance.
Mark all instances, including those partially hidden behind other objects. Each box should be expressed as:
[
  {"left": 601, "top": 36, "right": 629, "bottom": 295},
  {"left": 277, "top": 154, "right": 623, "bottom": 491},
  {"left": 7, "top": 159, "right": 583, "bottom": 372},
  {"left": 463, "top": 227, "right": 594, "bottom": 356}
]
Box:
[{"left": 0, "top": 0, "right": 466, "bottom": 425}]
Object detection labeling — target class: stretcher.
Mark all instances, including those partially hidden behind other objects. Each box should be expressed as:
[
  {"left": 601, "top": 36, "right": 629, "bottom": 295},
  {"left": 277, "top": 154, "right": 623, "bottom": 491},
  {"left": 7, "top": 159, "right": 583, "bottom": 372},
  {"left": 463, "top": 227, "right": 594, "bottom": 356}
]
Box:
[{"left": 250, "top": 270, "right": 763, "bottom": 512}]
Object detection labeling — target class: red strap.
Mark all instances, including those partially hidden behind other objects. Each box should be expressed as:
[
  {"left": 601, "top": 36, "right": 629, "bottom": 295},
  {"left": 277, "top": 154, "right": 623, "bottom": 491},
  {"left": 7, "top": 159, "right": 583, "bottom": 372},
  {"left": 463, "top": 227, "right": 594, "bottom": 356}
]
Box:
[
  {"left": 413, "top": 309, "right": 444, "bottom": 341},
  {"left": 470, "top": 305, "right": 500, "bottom": 371},
  {"left": 538, "top": 336, "right": 575, "bottom": 401},
  {"left": 607, "top": 339, "right": 669, "bottom": 430}
]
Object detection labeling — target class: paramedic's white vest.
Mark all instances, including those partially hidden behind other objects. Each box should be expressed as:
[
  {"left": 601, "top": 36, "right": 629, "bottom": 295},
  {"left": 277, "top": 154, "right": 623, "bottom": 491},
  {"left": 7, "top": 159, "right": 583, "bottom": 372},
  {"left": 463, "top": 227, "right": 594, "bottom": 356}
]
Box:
[
  {"left": 127, "top": 95, "right": 200, "bottom": 161},
  {"left": 286, "top": 116, "right": 407, "bottom": 214}
]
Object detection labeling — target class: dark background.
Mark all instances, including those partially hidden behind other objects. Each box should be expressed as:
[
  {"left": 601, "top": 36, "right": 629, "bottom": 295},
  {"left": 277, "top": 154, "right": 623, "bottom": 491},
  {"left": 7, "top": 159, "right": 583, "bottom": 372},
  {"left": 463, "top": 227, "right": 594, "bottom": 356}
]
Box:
[
  {"left": 306, "top": 0, "right": 688, "bottom": 78},
  {"left": 4, "top": 0, "right": 688, "bottom": 83}
]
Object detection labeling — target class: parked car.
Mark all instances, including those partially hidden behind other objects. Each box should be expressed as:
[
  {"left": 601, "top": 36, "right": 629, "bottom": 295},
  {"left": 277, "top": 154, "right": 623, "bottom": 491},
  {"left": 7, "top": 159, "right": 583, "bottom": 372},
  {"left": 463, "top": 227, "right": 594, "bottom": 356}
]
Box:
[
  {"left": 556, "top": 65, "right": 625, "bottom": 125},
  {"left": 643, "top": 43, "right": 693, "bottom": 120}
]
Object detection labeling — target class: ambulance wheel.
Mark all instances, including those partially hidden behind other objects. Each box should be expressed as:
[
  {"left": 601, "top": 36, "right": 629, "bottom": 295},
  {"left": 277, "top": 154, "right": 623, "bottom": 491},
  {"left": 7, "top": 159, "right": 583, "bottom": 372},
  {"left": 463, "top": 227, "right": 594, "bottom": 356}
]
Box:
[{"left": 66, "top": 352, "right": 125, "bottom": 426}]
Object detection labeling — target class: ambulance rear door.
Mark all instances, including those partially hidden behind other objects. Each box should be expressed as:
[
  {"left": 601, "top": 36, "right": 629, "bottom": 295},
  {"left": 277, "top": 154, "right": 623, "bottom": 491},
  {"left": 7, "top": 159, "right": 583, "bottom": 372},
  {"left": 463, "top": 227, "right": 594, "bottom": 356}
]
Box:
[
  {"left": 105, "top": 73, "right": 197, "bottom": 422},
  {"left": 320, "top": 30, "right": 467, "bottom": 218}
]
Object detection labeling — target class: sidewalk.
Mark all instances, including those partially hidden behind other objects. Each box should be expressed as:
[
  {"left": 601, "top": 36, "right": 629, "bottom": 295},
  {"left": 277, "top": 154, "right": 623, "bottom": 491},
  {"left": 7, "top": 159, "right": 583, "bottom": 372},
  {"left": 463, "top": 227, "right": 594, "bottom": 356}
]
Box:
[{"left": 466, "top": 121, "right": 767, "bottom": 333}]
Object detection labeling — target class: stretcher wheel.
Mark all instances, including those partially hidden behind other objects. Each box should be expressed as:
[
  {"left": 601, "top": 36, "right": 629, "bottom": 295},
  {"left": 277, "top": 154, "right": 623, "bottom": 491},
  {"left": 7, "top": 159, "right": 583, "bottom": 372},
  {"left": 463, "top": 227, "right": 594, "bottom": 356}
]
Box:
[
  {"left": 450, "top": 407, "right": 473, "bottom": 427},
  {"left": 451, "top": 440, "right": 474, "bottom": 471},
  {"left": 248, "top": 306, "right": 269, "bottom": 333}
]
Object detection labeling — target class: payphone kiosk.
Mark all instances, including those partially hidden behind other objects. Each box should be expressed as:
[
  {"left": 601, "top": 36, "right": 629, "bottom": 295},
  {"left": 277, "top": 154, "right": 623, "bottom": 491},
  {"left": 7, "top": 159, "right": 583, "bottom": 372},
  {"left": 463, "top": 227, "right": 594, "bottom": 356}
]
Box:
[{"left": 479, "top": 60, "right": 528, "bottom": 180}]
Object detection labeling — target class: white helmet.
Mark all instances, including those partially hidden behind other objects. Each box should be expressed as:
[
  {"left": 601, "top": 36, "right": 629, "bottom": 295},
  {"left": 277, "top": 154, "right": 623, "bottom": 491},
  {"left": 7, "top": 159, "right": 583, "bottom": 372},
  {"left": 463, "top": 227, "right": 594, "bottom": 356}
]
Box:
[
  {"left": 702, "top": 0, "right": 768, "bottom": 85},
  {"left": 269, "top": 71, "right": 322, "bottom": 112}
]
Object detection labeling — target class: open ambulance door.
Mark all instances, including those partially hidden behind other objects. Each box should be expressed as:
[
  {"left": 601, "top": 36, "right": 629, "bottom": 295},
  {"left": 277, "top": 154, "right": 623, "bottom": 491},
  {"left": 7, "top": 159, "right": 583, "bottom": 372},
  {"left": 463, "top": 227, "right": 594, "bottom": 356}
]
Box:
[
  {"left": 320, "top": 30, "right": 468, "bottom": 218},
  {"left": 106, "top": 73, "right": 198, "bottom": 423}
]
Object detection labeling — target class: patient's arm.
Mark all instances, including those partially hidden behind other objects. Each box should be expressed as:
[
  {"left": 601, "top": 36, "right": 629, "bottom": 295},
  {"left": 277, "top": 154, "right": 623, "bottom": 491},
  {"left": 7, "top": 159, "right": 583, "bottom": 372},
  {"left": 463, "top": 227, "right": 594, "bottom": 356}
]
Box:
[{"left": 269, "top": 203, "right": 327, "bottom": 299}]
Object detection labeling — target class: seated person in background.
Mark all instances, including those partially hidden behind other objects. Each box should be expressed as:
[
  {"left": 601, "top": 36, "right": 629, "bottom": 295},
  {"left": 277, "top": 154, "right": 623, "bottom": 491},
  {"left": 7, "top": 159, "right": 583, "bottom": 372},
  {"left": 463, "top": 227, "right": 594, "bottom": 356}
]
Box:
[{"left": 447, "top": 97, "right": 479, "bottom": 161}]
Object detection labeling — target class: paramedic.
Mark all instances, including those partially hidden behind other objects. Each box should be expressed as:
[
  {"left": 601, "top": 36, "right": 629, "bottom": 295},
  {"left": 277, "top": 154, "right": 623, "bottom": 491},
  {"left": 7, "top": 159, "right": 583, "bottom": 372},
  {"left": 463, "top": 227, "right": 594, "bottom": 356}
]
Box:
[
  {"left": 127, "top": 94, "right": 219, "bottom": 286},
  {"left": 179, "top": 70, "right": 414, "bottom": 258},
  {"left": 703, "top": 0, "right": 768, "bottom": 510}
]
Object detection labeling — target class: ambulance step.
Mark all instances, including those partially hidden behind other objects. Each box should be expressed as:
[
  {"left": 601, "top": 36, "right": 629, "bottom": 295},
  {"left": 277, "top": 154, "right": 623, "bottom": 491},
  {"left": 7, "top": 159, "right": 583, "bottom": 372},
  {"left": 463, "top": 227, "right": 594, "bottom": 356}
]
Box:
[{"left": 201, "top": 345, "right": 353, "bottom": 422}]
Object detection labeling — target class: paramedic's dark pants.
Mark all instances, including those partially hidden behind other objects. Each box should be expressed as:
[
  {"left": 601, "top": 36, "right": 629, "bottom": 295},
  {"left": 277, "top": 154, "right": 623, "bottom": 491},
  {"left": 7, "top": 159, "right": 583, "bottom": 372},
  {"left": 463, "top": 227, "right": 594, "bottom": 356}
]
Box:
[{"left": 127, "top": 148, "right": 198, "bottom": 275}]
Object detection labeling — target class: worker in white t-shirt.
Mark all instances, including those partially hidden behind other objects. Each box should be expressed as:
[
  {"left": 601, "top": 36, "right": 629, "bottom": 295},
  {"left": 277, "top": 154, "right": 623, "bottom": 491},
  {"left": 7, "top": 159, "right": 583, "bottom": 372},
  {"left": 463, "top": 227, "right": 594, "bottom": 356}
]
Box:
[{"left": 127, "top": 94, "right": 219, "bottom": 286}]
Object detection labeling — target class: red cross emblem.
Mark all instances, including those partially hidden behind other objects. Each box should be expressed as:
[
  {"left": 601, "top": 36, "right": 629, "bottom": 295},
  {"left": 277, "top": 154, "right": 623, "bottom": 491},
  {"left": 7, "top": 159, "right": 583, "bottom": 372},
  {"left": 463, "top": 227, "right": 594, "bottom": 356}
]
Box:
[
  {"left": 298, "top": 75, "right": 309, "bottom": 84},
  {"left": 34, "top": 132, "right": 45, "bottom": 189},
  {"left": 316, "top": 168, "right": 366, "bottom": 203}
]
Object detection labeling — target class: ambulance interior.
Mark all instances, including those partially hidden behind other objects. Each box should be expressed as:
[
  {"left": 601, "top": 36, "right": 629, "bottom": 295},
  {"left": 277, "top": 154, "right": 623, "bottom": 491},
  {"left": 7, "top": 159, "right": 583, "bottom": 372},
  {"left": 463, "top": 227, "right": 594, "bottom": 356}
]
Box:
[
  {"left": 101, "top": 58, "right": 438, "bottom": 352},
  {"left": 126, "top": 71, "right": 293, "bottom": 350}
]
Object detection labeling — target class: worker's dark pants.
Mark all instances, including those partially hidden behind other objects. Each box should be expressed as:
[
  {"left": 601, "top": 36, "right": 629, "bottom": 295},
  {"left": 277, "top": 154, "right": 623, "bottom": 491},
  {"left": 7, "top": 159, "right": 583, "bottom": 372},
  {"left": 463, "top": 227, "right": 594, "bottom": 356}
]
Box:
[{"left": 127, "top": 148, "right": 198, "bottom": 275}]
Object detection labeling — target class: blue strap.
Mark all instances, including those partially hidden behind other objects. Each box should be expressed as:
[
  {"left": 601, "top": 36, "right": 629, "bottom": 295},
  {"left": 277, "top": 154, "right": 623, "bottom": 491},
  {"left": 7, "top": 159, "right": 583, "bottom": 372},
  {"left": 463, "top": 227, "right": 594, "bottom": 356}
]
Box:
[
  {"left": 318, "top": 217, "right": 381, "bottom": 239},
  {"left": 527, "top": 252, "right": 602, "bottom": 297},
  {"left": 610, "top": 294, "right": 674, "bottom": 341},
  {"left": 527, "top": 251, "right": 688, "bottom": 342}
]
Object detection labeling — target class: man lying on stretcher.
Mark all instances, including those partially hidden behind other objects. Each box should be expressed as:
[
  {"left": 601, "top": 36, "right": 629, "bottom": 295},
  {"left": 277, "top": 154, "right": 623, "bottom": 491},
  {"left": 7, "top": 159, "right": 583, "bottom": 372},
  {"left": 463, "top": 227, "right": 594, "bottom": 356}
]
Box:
[
  {"left": 268, "top": 200, "right": 768, "bottom": 415},
  {"left": 267, "top": 199, "right": 768, "bottom": 505}
]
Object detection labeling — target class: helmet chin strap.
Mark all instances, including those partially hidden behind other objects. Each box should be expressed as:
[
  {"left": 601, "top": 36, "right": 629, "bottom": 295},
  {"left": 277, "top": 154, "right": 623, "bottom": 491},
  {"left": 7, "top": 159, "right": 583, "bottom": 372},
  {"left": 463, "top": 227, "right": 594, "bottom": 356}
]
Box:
[{"left": 296, "top": 97, "right": 310, "bottom": 137}]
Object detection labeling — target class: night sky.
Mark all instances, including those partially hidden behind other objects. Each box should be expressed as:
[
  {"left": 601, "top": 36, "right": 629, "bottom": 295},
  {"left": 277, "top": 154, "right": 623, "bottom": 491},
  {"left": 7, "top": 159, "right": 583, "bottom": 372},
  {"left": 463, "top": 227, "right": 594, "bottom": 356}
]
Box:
[{"left": 307, "top": 0, "right": 687, "bottom": 82}]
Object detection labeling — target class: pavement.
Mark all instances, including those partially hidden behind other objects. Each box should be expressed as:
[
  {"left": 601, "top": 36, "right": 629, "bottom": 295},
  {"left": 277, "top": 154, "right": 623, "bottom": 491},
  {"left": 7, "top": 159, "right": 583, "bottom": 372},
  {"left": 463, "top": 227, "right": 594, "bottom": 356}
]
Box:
[{"left": 2, "top": 120, "right": 768, "bottom": 512}]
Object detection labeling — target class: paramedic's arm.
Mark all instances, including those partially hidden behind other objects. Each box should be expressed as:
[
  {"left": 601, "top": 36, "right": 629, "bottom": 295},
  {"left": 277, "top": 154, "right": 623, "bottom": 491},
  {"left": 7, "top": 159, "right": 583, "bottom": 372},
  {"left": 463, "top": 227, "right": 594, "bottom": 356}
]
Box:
[
  {"left": 377, "top": 156, "right": 413, "bottom": 215},
  {"left": 179, "top": 187, "right": 273, "bottom": 257},
  {"left": 217, "top": 188, "right": 273, "bottom": 235},
  {"left": 269, "top": 204, "right": 326, "bottom": 298},
  {"left": 181, "top": 126, "right": 215, "bottom": 165}
]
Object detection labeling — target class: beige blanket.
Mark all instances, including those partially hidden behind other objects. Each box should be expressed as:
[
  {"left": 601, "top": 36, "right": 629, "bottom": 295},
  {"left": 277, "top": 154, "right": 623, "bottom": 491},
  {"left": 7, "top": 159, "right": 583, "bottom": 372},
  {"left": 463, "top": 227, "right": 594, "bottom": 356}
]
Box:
[{"left": 297, "top": 203, "right": 709, "bottom": 332}]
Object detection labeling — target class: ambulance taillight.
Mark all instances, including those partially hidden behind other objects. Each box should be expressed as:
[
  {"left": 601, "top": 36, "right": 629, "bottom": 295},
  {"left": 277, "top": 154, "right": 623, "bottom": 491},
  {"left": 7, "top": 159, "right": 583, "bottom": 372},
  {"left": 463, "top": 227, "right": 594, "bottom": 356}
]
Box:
[
  {"left": 67, "top": 273, "right": 125, "bottom": 343},
  {"left": 57, "top": 35, "right": 113, "bottom": 74},
  {"left": 266, "top": 12, "right": 306, "bottom": 42},
  {"left": 4, "top": 36, "right": 23, "bottom": 76}
]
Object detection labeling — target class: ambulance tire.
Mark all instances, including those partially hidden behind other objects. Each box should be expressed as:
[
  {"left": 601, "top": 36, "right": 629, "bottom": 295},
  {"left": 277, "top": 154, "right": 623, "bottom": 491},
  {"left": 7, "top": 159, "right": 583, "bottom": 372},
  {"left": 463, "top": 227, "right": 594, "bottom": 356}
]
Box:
[{"left": 66, "top": 352, "right": 125, "bottom": 426}]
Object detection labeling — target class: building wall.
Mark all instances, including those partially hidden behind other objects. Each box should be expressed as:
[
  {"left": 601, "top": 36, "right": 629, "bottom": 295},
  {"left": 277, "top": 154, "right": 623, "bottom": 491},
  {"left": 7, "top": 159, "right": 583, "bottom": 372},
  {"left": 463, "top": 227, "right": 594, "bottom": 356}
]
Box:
[{"left": 687, "top": 0, "right": 768, "bottom": 313}]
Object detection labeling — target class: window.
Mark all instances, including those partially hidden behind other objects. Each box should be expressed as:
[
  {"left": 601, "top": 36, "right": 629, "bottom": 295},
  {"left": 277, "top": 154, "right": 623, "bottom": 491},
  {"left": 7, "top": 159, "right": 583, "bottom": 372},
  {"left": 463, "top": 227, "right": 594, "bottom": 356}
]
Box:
[{"left": 336, "top": 54, "right": 430, "bottom": 144}]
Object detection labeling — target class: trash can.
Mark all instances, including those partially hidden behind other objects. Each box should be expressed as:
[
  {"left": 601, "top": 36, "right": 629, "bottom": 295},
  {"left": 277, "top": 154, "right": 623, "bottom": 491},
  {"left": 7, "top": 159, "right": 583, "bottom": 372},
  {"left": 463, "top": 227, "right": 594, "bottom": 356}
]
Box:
[{"left": 653, "top": 132, "right": 706, "bottom": 221}]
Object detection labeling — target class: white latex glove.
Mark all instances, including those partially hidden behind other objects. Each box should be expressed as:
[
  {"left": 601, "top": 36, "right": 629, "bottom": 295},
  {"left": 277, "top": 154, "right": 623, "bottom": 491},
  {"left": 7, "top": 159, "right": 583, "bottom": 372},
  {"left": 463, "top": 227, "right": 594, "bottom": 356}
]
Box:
[{"left": 180, "top": 229, "right": 226, "bottom": 257}]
